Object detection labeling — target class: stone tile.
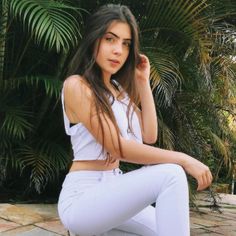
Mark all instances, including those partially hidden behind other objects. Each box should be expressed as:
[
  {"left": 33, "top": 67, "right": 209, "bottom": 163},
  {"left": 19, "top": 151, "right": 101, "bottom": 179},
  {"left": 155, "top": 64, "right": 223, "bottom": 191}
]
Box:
[
  {"left": 190, "top": 212, "right": 226, "bottom": 223},
  {"left": 211, "top": 225, "right": 236, "bottom": 235},
  {"left": 192, "top": 207, "right": 236, "bottom": 222},
  {"left": 0, "top": 204, "right": 13, "bottom": 216},
  {"left": 0, "top": 193, "right": 235, "bottom": 236},
  {"left": 190, "top": 217, "right": 227, "bottom": 227},
  {"left": 0, "top": 218, "right": 20, "bottom": 232},
  {"left": 0, "top": 225, "right": 35, "bottom": 235},
  {"left": 190, "top": 223, "right": 203, "bottom": 229},
  {"left": 193, "top": 200, "right": 211, "bottom": 207},
  {"left": 218, "top": 211, "right": 236, "bottom": 221},
  {"left": 16, "top": 204, "right": 58, "bottom": 220},
  {"left": 35, "top": 220, "right": 68, "bottom": 236},
  {"left": 0, "top": 226, "right": 62, "bottom": 236},
  {"left": 221, "top": 207, "right": 236, "bottom": 213},
  {"left": 218, "top": 194, "right": 236, "bottom": 205},
  {"left": 0, "top": 204, "right": 43, "bottom": 225},
  {"left": 190, "top": 228, "right": 217, "bottom": 235},
  {"left": 197, "top": 233, "right": 222, "bottom": 236}
]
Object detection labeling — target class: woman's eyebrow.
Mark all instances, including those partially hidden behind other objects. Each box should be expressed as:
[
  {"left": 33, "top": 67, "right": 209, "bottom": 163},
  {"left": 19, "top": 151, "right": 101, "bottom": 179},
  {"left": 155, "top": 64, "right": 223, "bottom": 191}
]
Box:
[{"left": 106, "top": 32, "right": 131, "bottom": 41}]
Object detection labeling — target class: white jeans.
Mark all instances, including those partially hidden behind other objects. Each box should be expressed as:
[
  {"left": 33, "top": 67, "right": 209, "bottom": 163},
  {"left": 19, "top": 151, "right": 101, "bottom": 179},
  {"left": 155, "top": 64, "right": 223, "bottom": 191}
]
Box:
[{"left": 58, "top": 164, "right": 190, "bottom": 236}]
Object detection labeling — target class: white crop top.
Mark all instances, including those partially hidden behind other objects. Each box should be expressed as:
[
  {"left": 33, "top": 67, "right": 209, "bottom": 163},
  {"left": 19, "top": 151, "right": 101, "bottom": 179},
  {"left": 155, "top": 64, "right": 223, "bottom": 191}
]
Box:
[{"left": 61, "top": 81, "right": 142, "bottom": 161}]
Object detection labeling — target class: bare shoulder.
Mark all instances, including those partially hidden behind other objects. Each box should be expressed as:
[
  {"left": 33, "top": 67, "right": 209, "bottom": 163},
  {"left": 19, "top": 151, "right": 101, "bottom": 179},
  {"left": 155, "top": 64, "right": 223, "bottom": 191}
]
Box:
[{"left": 63, "top": 75, "right": 93, "bottom": 100}]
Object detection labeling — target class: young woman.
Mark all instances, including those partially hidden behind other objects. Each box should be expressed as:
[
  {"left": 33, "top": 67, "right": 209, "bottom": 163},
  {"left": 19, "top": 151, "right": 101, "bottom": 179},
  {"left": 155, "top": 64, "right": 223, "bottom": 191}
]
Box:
[{"left": 58, "top": 4, "right": 212, "bottom": 236}]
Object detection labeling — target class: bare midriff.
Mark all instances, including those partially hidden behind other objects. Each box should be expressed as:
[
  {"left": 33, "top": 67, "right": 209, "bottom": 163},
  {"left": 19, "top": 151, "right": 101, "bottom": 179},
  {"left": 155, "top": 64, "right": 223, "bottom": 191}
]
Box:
[{"left": 69, "top": 159, "right": 120, "bottom": 172}]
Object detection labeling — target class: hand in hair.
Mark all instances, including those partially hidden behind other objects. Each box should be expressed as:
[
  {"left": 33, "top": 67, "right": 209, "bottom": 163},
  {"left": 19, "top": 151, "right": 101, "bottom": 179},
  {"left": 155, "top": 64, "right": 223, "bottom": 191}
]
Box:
[
  {"left": 135, "top": 54, "right": 151, "bottom": 85},
  {"left": 134, "top": 54, "right": 158, "bottom": 144}
]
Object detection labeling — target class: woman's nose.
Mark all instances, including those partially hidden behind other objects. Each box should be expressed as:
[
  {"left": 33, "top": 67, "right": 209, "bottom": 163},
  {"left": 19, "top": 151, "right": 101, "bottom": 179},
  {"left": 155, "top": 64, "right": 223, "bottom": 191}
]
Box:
[{"left": 113, "top": 43, "right": 122, "bottom": 55}]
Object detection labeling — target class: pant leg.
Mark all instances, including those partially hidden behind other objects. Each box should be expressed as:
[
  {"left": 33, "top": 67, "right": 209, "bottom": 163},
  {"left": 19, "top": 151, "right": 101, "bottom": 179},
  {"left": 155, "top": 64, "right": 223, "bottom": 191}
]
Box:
[
  {"left": 112, "top": 205, "right": 156, "bottom": 236},
  {"left": 58, "top": 164, "right": 189, "bottom": 236}
]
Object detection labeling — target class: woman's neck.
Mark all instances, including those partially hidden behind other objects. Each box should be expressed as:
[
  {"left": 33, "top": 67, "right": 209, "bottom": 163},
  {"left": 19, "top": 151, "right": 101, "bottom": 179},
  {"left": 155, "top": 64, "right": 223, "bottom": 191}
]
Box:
[{"left": 103, "top": 73, "right": 113, "bottom": 90}]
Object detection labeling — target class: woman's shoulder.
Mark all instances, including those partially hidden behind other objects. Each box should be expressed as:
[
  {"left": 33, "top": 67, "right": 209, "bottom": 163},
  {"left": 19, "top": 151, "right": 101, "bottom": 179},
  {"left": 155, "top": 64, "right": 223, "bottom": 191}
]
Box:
[
  {"left": 63, "top": 75, "right": 93, "bottom": 99},
  {"left": 64, "top": 74, "right": 89, "bottom": 88}
]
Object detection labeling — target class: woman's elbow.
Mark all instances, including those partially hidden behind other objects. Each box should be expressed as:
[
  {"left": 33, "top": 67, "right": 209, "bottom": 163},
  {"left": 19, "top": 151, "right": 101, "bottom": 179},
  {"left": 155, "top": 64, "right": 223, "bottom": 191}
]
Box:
[{"left": 143, "top": 133, "right": 158, "bottom": 144}]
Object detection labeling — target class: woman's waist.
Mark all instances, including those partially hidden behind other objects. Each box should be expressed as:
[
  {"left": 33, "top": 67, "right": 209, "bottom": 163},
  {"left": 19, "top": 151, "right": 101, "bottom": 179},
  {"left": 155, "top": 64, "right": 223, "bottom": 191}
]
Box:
[{"left": 69, "top": 159, "right": 120, "bottom": 172}]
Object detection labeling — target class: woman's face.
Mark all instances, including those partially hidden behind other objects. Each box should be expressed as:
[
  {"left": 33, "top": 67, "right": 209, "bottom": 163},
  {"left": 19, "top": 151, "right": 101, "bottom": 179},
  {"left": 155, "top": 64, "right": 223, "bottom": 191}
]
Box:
[{"left": 95, "top": 21, "right": 132, "bottom": 80}]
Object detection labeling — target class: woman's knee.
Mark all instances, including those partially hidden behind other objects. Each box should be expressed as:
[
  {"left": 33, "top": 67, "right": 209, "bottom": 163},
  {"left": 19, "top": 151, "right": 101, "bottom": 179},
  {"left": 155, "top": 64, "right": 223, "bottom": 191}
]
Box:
[
  {"left": 162, "top": 164, "right": 189, "bottom": 197},
  {"left": 168, "top": 163, "right": 186, "bottom": 177},
  {"left": 164, "top": 164, "right": 187, "bottom": 183},
  {"left": 146, "top": 163, "right": 188, "bottom": 187}
]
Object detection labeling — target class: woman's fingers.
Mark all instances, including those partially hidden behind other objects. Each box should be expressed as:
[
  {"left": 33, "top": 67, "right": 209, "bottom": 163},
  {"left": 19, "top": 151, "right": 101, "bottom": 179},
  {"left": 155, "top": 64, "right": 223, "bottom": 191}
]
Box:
[
  {"left": 183, "top": 155, "right": 213, "bottom": 191},
  {"left": 197, "top": 176, "right": 204, "bottom": 191},
  {"left": 207, "top": 169, "right": 213, "bottom": 188},
  {"left": 197, "top": 168, "right": 213, "bottom": 191}
]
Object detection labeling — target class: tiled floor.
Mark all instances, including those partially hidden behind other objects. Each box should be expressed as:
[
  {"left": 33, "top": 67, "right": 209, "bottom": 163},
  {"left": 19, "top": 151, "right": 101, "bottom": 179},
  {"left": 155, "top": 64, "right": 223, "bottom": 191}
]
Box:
[{"left": 0, "top": 193, "right": 235, "bottom": 235}]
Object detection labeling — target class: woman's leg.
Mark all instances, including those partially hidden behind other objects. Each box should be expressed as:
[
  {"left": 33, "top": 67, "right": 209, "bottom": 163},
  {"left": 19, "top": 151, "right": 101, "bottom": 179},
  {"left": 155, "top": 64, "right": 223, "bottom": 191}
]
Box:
[
  {"left": 59, "top": 164, "right": 189, "bottom": 236},
  {"left": 111, "top": 205, "right": 157, "bottom": 235}
]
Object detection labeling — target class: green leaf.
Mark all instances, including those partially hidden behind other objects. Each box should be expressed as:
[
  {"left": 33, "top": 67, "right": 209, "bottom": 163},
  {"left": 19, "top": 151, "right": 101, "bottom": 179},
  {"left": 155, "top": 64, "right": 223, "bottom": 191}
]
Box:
[{"left": 9, "top": 0, "right": 83, "bottom": 52}]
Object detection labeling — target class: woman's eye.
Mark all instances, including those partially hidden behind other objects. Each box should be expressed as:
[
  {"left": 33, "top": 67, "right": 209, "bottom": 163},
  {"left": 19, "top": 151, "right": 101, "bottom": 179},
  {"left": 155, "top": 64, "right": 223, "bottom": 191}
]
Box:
[
  {"left": 106, "top": 37, "right": 114, "bottom": 42},
  {"left": 123, "top": 41, "right": 131, "bottom": 48}
]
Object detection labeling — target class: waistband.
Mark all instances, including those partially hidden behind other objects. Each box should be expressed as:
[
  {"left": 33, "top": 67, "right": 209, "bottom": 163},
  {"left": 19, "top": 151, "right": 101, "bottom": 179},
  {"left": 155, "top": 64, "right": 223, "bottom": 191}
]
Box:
[{"left": 66, "top": 168, "right": 123, "bottom": 178}]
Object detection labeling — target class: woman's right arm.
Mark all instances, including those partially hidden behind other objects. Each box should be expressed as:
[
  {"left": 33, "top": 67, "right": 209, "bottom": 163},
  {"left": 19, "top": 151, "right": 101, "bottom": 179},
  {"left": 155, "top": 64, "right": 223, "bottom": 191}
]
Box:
[{"left": 64, "top": 76, "right": 213, "bottom": 191}]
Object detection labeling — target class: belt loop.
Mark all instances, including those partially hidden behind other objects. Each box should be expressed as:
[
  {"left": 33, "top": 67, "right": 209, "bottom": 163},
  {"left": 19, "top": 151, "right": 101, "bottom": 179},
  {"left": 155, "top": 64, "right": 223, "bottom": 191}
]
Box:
[
  {"left": 113, "top": 169, "right": 116, "bottom": 175},
  {"left": 113, "top": 168, "right": 122, "bottom": 176},
  {"left": 101, "top": 171, "right": 107, "bottom": 181}
]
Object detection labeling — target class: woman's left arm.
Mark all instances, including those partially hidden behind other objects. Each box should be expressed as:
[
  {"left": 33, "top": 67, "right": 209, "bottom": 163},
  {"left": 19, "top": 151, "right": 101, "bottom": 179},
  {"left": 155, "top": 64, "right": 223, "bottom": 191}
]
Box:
[{"left": 135, "top": 54, "right": 158, "bottom": 144}]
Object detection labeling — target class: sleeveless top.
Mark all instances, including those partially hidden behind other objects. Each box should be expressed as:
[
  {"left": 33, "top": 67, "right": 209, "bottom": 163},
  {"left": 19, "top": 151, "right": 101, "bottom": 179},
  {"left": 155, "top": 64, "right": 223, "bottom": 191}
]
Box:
[{"left": 61, "top": 80, "right": 142, "bottom": 161}]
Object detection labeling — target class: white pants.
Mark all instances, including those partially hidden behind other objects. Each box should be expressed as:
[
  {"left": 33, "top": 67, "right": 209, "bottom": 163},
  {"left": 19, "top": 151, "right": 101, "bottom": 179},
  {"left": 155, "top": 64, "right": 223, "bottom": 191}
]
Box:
[{"left": 58, "top": 164, "right": 190, "bottom": 236}]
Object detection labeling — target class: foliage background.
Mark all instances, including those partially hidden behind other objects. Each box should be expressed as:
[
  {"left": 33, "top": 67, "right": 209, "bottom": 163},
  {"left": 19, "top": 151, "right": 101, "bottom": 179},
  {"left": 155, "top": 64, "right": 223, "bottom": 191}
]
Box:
[{"left": 0, "top": 0, "right": 235, "bottom": 202}]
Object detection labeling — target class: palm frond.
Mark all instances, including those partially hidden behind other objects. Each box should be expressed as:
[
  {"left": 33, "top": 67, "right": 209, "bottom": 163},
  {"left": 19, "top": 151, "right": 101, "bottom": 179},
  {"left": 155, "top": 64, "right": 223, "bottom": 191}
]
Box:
[
  {"left": 141, "top": 0, "right": 235, "bottom": 88},
  {"left": 1, "top": 105, "right": 33, "bottom": 140},
  {"left": 17, "top": 142, "right": 69, "bottom": 193},
  {"left": 145, "top": 48, "right": 182, "bottom": 107},
  {"left": 141, "top": 0, "right": 208, "bottom": 37},
  {"left": 210, "top": 22, "right": 236, "bottom": 56},
  {"left": 209, "top": 131, "right": 230, "bottom": 168},
  {"left": 206, "top": 0, "right": 236, "bottom": 20},
  {"left": 9, "top": 0, "right": 84, "bottom": 52},
  {"left": 212, "top": 57, "right": 236, "bottom": 81},
  {"left": 209, "top": 132, "right": 229, "bottom": 165},
  {"left": 171, "top": 99, "right": 206, "bottom": 157},
  {"left": 35, "top": 139, "right": 70, "bottom": 171},
  {"left": 2, "top": 75, "right": 62, "bottom": 98},
  {"left": 157, "top": 118, "right": 175, "bottom": 150},
  {"left": 211, "top": 57, "right": 236, "bottom": 110},
  {"left": 17, "top": 145, "right": 57, "bottom": 193},
  {"left": 0, "top": 128, "right": 17, "bottom": 173}
]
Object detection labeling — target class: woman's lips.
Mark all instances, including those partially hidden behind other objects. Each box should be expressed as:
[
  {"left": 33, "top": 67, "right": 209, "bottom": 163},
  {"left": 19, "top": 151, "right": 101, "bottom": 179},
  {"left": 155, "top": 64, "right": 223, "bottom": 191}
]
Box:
[{"left": 108, "top": 59, "right": 120, "bottom": 66}]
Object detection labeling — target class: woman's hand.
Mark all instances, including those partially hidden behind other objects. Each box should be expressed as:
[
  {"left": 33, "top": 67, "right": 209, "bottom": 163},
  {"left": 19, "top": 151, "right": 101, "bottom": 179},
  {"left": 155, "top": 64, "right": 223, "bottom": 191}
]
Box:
[
  {"left": 134, "top": 54, "right": 158, "bottom": 143},
  {"left": 182, "top": 155, "right": 213, "bottom": 191},
  {"left": 135, "top": 54, "right": 150, "bottom": 85}
]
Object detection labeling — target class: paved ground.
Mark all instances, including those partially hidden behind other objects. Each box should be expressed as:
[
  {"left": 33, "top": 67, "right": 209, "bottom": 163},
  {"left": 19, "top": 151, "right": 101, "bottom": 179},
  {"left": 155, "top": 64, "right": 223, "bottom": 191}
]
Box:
[{"left": 0, "top": 193, "right": 235, "bottom": 236}]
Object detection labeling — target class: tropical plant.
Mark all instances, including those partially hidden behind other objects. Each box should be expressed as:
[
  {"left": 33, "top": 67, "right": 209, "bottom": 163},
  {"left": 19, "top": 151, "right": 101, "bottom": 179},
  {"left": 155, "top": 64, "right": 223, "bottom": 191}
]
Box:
[
  {"left": 0, "top": 0, "right": 236, "bottom": 199},
  {"left": 0, "top": 0, "right": 84, "bottom": 195},
  {"left": 138, "top": 0, "right": 236, "bottom": 186}
]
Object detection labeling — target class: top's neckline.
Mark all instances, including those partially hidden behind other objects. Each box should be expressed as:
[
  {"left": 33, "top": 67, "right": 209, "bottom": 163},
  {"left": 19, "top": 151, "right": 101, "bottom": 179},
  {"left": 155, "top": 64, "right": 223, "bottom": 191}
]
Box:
[
  {"left": 109, "top": 79, "right": 127, "bottom": 102},
  {"left": 108, "top": 91, "right": 128, "bottom": 103}
]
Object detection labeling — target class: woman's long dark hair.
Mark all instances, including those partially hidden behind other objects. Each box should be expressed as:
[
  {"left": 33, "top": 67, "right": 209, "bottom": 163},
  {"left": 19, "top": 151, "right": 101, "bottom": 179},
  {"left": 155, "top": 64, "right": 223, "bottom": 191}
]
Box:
[{"left": 67, "top": 4, "right": 140, "bottom": 163}]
